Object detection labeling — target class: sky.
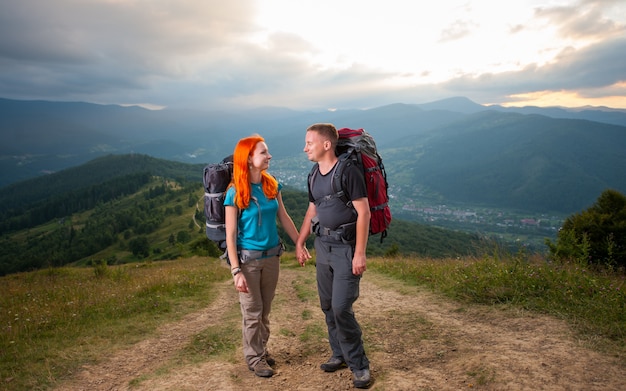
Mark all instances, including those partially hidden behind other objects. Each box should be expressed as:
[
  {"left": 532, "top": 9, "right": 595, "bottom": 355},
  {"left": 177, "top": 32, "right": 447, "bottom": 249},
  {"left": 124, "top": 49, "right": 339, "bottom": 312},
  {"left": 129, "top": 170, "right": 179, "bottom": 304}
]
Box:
[{"left": 0, "top": 0, "right": 625, "bottom": 111}]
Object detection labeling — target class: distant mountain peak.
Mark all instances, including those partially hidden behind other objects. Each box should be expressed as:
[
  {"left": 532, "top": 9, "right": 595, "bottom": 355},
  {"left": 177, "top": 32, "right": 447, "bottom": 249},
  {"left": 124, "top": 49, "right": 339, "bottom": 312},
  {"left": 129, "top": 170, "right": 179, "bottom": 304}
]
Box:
[{"left": 416, "top": 97, "right": 485, "bottom": 114}]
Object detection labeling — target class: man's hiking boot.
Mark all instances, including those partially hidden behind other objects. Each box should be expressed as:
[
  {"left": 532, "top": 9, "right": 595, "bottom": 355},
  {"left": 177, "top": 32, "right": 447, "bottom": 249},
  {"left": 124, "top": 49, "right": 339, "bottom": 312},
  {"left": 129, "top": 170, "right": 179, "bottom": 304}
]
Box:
[
  {"left": 320, "top": 357, "right": 347, "bottom": 372},
  {"left": 251, "top": 358, "right": 274, "bottom": 377},
  {"left": 352, "top": 368, "right": 372, "bottom": 389}
]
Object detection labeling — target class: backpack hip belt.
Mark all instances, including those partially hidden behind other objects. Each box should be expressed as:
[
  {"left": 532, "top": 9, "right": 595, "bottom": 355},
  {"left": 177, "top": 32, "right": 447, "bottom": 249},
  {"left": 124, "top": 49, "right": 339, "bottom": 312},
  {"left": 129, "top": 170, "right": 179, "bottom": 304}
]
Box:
[
  {"left": 312, "top": 221, "right": 356, "bottom": 245},
  {"left": 238, "top": 242, "right": 284, "bottom": 263}
]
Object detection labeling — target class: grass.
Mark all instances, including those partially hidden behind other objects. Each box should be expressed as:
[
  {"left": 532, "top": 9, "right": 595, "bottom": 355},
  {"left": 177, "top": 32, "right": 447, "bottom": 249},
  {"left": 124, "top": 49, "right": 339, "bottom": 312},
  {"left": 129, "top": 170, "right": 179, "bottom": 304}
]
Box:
[
  {"left": 0, "top": 256, "right": 230, "bottom": 391},
  {"left": 178, "top": 324, "right": 240, "bottom": 364},
  {"left": 466, "top": 365, "right": 496, "bottom": 387},
  {"left": 369, "top": 253, "right": 626, "bottom": 355},
  {"left": 2, "top": 251, "right": 625, "bottom": 390},
  {"left": 292, "top": 275, "right": 318, "bottom": 302}
]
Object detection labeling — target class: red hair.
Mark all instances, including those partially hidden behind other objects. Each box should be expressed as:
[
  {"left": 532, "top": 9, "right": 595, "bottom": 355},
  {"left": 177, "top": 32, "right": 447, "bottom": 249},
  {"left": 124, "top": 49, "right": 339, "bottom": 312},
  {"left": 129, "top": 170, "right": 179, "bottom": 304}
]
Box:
[{"left": 231, "top": 135, "right": 278, "bottom": 209}]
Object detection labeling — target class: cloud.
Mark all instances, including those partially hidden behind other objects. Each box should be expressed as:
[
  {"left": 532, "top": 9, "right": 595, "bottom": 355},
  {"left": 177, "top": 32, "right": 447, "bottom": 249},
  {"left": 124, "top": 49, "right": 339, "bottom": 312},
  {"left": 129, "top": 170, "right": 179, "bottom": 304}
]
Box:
[
  {"left": 0, "top": 0, "right": 261, "bottom": 104},
  {"left": 535, "top": 0, "right": 625, "bottom": 40},
  {"left": 0, "top": 0, "right": 624, "bottom": 110},
  {"left": 0, "top": 0, "right": 401, "bottom": 109},
  {"left": 1, "top": 1, "right": 232, "bottom": 63},
  {"left": 439, "top": 19, "right": 477, "bottom": 43},
  {"left": 437, "top": 35, "right": 626, "bottom": 104},
  {"left": 548, "top": 37, "right": 626, "bottom": 88}
]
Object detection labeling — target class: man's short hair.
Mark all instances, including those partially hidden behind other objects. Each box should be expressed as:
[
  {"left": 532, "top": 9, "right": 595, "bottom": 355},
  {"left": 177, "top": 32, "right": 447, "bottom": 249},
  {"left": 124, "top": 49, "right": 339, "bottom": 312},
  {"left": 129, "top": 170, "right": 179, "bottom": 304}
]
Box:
[{"left": 307, "top": 123, "right": 338, "bottom": 147}]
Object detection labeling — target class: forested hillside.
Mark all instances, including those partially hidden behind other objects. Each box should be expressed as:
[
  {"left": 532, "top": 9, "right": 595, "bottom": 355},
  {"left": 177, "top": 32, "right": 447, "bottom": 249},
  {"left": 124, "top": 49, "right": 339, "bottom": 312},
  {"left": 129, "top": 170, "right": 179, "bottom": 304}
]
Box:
[
  {"left": 398, "top": 111, "right": 626, "bottom": 213},
  {"left": 0, "top": 155, "right": 485, "bottom": 276},
  {"left": 0, "top": 154, "right": 204, "bottom": 233}
]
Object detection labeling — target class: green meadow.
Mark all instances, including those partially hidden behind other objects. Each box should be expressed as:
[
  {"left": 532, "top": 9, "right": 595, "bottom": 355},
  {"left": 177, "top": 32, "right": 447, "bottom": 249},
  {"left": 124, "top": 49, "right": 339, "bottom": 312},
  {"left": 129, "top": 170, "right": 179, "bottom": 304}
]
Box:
[{"left": 1, "top": 253, "right": 624, "bottom": 390}]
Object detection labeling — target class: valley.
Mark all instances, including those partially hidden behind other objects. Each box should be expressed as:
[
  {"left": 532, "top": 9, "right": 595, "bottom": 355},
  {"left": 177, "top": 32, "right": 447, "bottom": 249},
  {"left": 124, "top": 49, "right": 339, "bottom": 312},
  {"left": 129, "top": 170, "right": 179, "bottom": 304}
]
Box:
[
  {"left": 269, "top": 159, "right": 565, "bottom": 252},
  {"left": 2, "top": 96, "right": 626, "bottom": 266}
]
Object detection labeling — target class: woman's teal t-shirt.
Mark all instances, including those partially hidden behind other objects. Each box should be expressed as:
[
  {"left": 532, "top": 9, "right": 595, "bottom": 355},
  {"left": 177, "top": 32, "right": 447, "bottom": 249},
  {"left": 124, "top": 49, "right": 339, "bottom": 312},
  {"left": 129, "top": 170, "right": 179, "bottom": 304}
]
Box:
[{"left": 224, "top": 182, "right": 282, "bottom": 251}]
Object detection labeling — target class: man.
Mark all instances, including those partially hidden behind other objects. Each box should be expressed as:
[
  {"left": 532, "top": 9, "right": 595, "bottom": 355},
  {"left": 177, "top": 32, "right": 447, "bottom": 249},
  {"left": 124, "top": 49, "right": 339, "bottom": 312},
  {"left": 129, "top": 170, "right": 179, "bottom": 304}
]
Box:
[{"left": 296, "top": 123, "right": 372, "bottom": 389}]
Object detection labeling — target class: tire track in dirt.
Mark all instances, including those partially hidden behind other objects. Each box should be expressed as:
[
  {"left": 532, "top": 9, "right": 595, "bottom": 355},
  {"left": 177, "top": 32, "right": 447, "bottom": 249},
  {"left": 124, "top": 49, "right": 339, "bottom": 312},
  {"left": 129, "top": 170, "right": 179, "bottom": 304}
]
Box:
[{"left": 53, "top": 266, "right": 626, "bottom": 391}]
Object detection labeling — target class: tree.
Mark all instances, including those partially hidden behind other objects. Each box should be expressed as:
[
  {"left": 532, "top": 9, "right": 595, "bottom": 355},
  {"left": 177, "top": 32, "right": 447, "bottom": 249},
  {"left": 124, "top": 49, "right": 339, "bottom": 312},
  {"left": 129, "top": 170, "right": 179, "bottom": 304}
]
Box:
[
  {"left": 129, "top": 236, "right": 150, "bottom": 258},
  {"left": 176, "top": 230, "right": 191, "bottom": 244},
  {"left": 547, "top": 189, "right": 626, "bottom": 268}
]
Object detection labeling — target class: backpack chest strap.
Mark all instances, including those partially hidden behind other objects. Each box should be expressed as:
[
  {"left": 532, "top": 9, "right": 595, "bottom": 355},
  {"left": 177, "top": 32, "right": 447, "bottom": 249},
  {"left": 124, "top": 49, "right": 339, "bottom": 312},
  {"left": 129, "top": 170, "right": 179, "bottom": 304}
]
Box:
[{"left": 309, "top": 161, "right": 350, "bottom": 207}]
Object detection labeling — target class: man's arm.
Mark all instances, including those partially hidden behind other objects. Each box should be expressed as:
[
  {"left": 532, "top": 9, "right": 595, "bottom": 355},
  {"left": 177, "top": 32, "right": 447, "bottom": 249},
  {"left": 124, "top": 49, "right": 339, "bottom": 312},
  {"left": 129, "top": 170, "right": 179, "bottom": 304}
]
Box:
[
  {"left": 296, "top": 202, "right": 316, "bottom": 266},
  {"left": 351, "top": 197, "right": 371, "bottom": 275}
]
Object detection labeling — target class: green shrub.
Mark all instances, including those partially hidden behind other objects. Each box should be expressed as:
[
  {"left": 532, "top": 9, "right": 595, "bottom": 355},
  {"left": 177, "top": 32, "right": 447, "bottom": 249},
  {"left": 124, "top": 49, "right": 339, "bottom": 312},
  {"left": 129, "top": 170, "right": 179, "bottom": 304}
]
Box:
[{"left": 546, "top": 189, "right": 626, "bottom": 268}]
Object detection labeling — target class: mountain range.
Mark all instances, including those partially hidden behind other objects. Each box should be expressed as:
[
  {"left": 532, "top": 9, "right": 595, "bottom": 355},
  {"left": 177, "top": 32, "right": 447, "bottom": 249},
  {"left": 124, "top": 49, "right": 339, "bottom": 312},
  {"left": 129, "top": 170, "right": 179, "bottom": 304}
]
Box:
[{"left": 1, "top": 96, "right": 625, "bottom": 215}]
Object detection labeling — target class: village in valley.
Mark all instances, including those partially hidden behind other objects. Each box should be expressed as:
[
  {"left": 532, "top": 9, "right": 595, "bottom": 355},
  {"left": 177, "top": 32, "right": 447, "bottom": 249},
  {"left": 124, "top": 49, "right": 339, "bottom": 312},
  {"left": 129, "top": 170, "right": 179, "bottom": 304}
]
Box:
[
  {"left": 401, "top": 201, "right": 560, "bottom": 229},
  {"left": 397, "top": 198, "right": 565, "bottom": 250},
  {"left": 272, "top": 163, "right": 566, "bottom": 251}
]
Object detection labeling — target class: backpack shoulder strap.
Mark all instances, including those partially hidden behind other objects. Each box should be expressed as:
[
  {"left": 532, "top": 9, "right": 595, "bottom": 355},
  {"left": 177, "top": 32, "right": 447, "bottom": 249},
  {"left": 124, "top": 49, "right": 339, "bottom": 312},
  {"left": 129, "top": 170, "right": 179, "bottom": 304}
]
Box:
[
  {"left": 307, "top": 163, "right": 319, "bottom": 197},
  {"left": 332, "top": 154, "right": 352, "bottom": 207}
]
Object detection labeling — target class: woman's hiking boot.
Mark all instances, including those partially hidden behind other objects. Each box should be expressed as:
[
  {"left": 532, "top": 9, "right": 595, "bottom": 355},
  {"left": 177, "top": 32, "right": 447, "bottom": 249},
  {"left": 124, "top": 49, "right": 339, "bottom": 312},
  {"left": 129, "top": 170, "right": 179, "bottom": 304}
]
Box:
[
  {"left": 264, "top": 352, "right": 276, "bottom": 367},
  {"left": 251, "top": 358, "right": 274, "bottom": 377}
]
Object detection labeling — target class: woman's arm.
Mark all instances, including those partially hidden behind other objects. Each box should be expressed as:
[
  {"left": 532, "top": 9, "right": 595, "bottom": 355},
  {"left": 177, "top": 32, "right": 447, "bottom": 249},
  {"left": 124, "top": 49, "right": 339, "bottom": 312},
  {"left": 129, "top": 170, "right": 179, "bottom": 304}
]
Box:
[
  {"left": 276, "top": 191, "right": 299, "bottom": 245},
  {"left": 225, "top": 204, "right": 248, "bottom": 293}
]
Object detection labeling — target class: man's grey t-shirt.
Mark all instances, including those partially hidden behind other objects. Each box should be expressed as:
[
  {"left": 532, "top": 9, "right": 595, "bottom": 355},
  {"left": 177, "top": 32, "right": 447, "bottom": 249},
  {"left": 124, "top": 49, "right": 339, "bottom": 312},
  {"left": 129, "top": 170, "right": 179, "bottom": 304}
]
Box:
[{"left": 309, "top": 161, "right": 367, "bottom": 230}]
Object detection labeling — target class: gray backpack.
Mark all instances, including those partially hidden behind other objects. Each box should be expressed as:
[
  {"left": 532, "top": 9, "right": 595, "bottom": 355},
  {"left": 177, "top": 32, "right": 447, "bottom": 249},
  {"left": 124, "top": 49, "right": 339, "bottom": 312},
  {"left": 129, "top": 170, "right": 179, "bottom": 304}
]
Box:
[{"left": 203, "top": 155, "right": 233, "bottom": 256}]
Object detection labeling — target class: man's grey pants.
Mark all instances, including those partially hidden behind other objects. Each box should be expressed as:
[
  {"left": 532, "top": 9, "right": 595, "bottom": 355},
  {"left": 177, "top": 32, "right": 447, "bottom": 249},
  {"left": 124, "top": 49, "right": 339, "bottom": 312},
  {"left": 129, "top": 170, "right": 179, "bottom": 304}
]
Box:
[{"left": 314, "top": 237, "right": 369, "bottom": 371}]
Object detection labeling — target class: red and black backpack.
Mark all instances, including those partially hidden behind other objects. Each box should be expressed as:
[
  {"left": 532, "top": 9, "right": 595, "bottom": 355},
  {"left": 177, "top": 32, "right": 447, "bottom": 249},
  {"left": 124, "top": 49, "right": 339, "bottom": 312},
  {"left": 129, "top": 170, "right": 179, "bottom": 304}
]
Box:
[{"left": 309, "top": 128, "right": 392, "bottom": 242}]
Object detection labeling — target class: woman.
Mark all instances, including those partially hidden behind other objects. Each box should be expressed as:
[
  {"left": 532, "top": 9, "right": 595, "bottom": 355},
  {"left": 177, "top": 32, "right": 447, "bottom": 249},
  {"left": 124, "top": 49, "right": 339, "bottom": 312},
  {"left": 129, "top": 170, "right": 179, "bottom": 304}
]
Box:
[{"left": 224, "top": 134, "right": 306, "bottom": 378}]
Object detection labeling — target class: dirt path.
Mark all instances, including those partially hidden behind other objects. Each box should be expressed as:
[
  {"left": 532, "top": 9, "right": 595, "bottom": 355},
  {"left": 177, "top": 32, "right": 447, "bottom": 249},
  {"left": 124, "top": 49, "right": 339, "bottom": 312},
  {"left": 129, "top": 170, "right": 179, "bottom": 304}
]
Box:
[{"left": 54, "top": 266, "right": 626, "bottom": 391}]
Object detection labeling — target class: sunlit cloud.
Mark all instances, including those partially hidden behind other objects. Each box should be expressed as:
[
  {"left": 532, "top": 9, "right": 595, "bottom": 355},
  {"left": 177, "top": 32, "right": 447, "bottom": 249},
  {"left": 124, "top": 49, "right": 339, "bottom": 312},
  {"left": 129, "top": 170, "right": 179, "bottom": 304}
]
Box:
[{"left": 0, "top": 0, "right": 624, "bottom": 109}]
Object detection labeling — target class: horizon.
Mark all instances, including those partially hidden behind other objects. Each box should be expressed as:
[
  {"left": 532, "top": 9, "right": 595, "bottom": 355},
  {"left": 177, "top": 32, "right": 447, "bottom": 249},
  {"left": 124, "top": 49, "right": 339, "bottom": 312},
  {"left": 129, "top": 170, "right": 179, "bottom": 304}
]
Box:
[{"left": 2, "top": 95, "right": 625, "bottom": 113}]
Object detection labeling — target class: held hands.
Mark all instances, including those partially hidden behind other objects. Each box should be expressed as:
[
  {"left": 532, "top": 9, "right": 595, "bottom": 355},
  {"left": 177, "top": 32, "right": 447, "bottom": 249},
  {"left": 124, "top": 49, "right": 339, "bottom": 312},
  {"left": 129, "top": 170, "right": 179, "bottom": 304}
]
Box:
[{"left": 296, "top": 245, "right": 312, "bottom": 267}]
